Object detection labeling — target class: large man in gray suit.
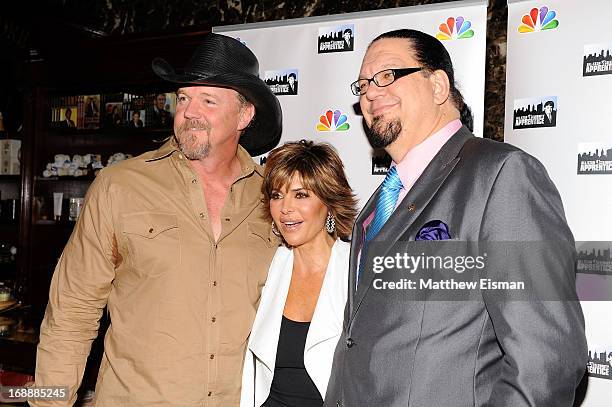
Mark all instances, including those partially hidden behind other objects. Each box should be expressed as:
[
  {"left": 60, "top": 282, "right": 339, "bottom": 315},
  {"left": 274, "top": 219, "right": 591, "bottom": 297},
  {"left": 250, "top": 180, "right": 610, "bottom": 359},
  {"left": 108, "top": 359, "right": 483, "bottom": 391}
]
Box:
[{"left": 325, "top": 29, "right": 587, "bottom": 407}]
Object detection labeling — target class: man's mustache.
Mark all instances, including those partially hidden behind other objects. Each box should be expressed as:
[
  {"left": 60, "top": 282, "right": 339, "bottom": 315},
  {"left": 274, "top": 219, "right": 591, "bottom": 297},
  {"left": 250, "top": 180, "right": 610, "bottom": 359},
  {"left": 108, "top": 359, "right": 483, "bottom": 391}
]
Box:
[{"left": 178, "top": 120, "right": 210, "bottom": 133}]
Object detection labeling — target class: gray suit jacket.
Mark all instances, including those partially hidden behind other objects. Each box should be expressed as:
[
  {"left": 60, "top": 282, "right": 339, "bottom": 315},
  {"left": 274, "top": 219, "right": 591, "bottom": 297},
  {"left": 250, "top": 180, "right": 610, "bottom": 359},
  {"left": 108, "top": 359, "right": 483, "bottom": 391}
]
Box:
[{"left": 325, "top": 127, "right": 587, "bottom": 407}]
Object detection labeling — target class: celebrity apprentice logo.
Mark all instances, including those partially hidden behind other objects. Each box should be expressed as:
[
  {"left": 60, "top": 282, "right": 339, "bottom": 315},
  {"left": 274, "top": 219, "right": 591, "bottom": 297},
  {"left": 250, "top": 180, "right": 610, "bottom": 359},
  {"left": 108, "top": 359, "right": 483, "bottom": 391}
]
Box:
[
  {"left": 513, "top": 96, "right": 557, "bottom": 129},
  {"left": 577, "top": 143, "right": 612, "bottom": 174},
  {"left": 583, "top": 44, "right": 612, "bottom": 77},
  {"left": 372, "top": 150, "right": 391, "bottom": 175},
  {"left": 264, "top": 69, "right": 299, "bottom": 96},
  {"left": 318, "top": 24, "right": 354, "bottom": 54},
  {"left": 588, "top": 349, "right": 612, "bottom": 380},
  {"left": 435, "top": 16, "right": 474, "bottom": 41},
  {"left": 316, "top": 109, "right": 350, "bottom": 132},
  {"left": 518, "top": 6, "right": 559, "bottom": 33},
  {"left": 577, "top": 245, "right": 612, "bottom": 275}
]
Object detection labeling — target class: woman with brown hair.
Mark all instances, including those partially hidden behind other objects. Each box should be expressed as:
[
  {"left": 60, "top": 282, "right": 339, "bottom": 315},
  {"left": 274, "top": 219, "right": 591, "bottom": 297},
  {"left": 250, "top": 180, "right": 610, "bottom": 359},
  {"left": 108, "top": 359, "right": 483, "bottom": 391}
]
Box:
[{"left": 241, "top": 140, "right": 357, "bottom": 407}]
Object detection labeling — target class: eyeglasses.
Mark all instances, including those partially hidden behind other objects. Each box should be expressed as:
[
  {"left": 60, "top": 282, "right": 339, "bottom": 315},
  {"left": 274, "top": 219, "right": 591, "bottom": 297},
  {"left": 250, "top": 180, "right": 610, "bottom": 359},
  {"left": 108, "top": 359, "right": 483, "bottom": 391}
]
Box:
[{"left": 350, "top": 67, "right": 423, "bottom": 96}]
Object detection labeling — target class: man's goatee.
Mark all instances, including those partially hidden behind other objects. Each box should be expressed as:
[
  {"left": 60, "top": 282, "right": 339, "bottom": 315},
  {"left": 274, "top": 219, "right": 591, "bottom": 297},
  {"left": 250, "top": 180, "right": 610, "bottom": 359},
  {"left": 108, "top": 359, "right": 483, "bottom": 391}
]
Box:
[{"left": 366, "top": 116, "right": 402, "bottom": 148}]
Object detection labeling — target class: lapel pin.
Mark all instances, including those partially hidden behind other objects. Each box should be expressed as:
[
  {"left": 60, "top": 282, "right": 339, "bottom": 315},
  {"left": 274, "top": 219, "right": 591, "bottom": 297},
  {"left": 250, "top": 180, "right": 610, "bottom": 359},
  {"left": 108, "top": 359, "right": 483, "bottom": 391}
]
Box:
[{"left": 408, "top": 203, "right": 416, "bottom": 212}]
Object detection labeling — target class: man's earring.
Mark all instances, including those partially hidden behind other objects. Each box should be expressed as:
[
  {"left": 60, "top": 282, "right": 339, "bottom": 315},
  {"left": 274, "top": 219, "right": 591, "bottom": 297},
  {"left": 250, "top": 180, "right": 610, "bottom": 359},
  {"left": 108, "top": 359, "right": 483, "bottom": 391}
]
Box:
[{"left": 326, "top": 213, "right": 335, "bottom": 234}]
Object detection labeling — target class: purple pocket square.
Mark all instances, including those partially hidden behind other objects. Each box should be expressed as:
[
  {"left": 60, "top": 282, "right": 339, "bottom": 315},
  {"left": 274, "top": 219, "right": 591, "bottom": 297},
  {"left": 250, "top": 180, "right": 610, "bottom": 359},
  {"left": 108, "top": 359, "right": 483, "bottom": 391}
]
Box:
[{"left": 415, "top": 220, "right": 451, "bottom": 240}]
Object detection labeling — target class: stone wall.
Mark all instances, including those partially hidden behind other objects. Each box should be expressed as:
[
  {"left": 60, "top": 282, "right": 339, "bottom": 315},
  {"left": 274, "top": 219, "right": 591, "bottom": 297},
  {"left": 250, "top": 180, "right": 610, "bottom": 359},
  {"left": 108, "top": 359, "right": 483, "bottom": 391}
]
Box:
[{"left": 73, "top": 0, "right": 508, "bottom": 140}]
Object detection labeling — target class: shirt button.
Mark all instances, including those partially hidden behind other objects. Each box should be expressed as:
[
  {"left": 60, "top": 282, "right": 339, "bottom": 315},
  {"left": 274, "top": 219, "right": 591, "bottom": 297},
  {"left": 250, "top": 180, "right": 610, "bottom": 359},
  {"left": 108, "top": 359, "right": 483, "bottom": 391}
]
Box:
[
  {"left": 208, "top": 391, "right": 212, "bottom": 397},
  {"left": 212, "top": 281, "right": 217, "bottom": 286},
  {"left": 346, "top": 338, "right": 355, "bottom": 348},
  {"left": 148, "top": 228, "right": 154, "bottom": 233},
  {"left": 210, "top": 354, "right": 215, "bottom": 359},
  {"left": 211, "top": 317, "right": 216, "bottom": 322},
  {"left": 192, "top": 178, "right": 197, "bottom": 184},
  {"left": 199, "top": 212, "right": 205, "bottom": 218}
]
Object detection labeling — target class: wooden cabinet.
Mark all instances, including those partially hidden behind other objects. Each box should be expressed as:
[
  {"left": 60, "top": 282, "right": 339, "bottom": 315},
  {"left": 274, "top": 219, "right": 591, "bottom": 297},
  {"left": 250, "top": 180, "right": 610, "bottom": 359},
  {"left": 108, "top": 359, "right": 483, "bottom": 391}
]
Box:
[
  {"left": 21, "top": 28, "right": 210, "bottom": 319},
  {"left": 26, "top": 113, "right": 171, "bottom": 317},
  {"left": 0, "top": 175, "right": 21, "bottom": 276},
  {"left": 3, "top": 29, "right": 210, "bottom": 377}
]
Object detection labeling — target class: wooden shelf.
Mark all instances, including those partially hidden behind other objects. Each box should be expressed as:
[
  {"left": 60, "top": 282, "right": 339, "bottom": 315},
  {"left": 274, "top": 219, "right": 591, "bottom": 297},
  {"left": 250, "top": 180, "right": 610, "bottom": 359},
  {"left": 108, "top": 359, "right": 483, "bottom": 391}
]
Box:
[
  {"left": 46, "top": 126, "right": 172, "bottom": 137},
  {"left": 7, "top": 27, "right": 212, "bottom": 382},
  {"left": 32, "top": 221, "right": 76, "bottom": 228},
  {"left": 35, "top": 175, "right": 96, "bottom": 182}
]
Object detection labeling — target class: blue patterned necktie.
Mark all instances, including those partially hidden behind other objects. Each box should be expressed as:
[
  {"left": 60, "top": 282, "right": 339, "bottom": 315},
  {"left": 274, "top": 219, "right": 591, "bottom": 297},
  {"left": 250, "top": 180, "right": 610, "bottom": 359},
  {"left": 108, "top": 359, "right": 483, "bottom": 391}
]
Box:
[{"left": 357, "top": 166, "right": 403, "bottom": 286}]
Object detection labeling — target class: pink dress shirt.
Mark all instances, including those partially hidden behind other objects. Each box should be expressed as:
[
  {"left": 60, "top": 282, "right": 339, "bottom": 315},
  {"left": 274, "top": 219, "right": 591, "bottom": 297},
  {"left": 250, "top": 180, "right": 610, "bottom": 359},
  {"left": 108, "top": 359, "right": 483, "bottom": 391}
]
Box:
[{"left": 362, "top": 119, "right": 463, "bottom": 236}]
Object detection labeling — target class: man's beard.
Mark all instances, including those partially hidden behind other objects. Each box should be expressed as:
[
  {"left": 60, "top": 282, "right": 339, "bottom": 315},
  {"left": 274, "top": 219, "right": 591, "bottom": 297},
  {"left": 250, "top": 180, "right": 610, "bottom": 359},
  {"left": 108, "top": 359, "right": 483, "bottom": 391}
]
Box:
[
  {"left": 365, "top": 116, "right": 402, "bottom": 148},
  {"left": 175, "top": 119, "right": 212, "bottom": 160}
]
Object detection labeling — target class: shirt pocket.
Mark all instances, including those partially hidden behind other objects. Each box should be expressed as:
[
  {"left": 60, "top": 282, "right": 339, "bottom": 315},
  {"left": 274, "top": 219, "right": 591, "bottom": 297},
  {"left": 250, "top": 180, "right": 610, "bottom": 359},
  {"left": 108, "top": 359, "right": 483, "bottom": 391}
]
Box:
[{"left": 121, "top": 211, "right": 180, "bottom": 277}]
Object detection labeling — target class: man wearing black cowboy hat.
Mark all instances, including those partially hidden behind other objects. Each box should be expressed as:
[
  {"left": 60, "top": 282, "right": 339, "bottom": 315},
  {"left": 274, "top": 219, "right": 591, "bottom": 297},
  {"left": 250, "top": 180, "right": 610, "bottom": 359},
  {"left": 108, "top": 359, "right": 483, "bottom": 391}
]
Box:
[{"left": 34, "top": 33, "right": 282, "bottom": 407}]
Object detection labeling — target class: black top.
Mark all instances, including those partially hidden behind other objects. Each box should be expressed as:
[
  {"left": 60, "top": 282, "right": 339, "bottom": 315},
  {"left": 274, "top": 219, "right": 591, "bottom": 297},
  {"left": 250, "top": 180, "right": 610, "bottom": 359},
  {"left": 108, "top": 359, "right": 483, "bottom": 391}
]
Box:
[{"left": 263, "top": 316, "right": 323, "bottom": 407}]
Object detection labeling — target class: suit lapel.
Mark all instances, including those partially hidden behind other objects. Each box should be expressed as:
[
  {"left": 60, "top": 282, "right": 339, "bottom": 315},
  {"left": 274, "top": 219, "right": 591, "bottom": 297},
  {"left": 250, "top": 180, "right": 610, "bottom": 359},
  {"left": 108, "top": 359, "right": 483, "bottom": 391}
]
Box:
[
  {"left": 350, "top": 127, "right": 473, "bottom": 322},
  {"left": 305, "top": 241, "right": 347, "bottom": 352}
]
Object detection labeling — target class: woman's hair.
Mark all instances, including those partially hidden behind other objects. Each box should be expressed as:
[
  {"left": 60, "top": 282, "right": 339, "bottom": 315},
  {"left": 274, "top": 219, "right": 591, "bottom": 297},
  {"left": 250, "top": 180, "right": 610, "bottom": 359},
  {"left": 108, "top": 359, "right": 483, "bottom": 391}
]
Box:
[{"left": 262, "top": 140, "right": 358, "bottom": 240}]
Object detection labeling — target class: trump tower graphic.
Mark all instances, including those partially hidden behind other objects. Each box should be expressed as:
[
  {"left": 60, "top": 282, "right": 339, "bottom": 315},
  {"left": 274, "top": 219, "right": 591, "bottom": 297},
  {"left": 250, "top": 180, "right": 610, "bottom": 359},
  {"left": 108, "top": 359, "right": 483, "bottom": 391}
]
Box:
[
  {"left": 588, "top": 349, "right": 612, "bottom": 380},
  {"left": 318, "top": 24, "right": 354, "bottom": 54},
  {"left": 264, "top": 69, "right": 299, "bottom": 96},
  {"left": 577, "top": 143, "right": 612, "bottom": 175},
  {"left": 577, "top": 245, "right": 612, "bottom": 275},
  {"left": 513, "top": 96, "right": 557, "bottom": 129},
  {"left": 372, "top": 151, "right": 392, "bottom": 175},
  {"left": 583, "top": 43, "right": 612, "bottom": 77}
]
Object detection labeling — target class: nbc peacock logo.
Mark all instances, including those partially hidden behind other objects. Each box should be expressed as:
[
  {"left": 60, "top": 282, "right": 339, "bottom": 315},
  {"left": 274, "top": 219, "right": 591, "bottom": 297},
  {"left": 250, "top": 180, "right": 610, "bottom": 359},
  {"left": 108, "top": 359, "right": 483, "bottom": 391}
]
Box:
[
  {"left": 316, "top": 109, "right": 350, "bottom": 132},
  {"left": 435, "top": 17, "right": 474, "bottom": 41},
  {"left": 518, "top": 6, "right": 559, "bottom": 33}
]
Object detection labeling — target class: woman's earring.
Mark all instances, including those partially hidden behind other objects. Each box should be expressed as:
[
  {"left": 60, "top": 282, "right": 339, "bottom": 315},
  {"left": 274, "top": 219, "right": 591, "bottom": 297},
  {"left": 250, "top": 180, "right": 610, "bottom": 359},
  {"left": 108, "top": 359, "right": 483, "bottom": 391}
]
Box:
[
  {"left": 271, "top": 221, "right": 281, "bottom": 237},
  {"left": 325, "top": 213, "right": 335, "bottom": 234}
]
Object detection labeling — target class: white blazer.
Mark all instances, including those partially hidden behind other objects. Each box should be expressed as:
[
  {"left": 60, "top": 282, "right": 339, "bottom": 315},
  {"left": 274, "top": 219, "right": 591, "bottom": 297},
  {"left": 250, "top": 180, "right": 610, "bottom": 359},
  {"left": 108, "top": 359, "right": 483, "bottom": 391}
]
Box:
[{"left": 240, "top": 240, "right": 350, "bottom": 407}]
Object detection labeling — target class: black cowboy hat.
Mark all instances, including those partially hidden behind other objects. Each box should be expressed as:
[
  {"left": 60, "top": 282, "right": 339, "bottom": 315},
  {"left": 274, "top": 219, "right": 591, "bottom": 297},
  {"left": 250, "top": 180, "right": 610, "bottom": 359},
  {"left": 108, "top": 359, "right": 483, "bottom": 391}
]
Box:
[{"left": 152, "top": 33, "right": 282, "bottom": 156}]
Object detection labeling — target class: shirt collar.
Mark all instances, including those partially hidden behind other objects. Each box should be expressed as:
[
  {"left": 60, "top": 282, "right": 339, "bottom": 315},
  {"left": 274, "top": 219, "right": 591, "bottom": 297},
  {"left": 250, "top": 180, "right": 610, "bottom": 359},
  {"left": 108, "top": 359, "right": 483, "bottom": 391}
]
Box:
[
  {"left": 235, "top": 142, "right": 263, "bottom": 178},
  {"left": 393, "top": 119, "right": 462, "bottom": 194},
  {"left": 147, "top": 136, "right": 179, "bottom": 161}
]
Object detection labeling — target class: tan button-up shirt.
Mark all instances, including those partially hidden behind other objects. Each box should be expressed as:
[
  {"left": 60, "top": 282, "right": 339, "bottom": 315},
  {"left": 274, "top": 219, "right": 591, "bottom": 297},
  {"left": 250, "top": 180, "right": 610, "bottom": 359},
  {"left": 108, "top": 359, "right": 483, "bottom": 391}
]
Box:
[{"left": 34, "top": 140, "right": 279, "bottom": 406}]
